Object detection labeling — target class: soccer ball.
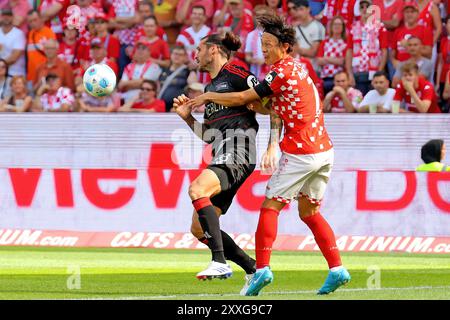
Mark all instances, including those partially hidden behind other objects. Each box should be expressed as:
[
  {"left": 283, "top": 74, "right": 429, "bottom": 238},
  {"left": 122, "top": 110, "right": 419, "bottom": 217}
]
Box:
[{"left": 83, "top": 63, "right": 116, "bottom": 97}]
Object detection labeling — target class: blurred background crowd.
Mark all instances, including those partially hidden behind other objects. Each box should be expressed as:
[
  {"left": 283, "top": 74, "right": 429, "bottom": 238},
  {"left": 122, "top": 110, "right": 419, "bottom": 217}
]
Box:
[{"left": 0, "top": 0, "right": 449, "bottom": 113}]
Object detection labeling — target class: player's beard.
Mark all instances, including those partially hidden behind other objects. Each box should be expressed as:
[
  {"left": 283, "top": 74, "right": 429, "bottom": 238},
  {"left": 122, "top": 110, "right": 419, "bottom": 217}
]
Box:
[{"left": 198, "top": 56, "right": 213, "bottom": 73}]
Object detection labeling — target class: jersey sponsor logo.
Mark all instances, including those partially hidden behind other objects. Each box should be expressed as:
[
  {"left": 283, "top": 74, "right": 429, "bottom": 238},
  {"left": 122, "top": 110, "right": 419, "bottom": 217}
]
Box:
[
  {"left": 216, "top": 82, "right": 230, "bottom": 91},
  {"left": 205, "top": 102, "right": 227, "bottom": 117},
  {"left": 246, "top": 75, "right": 259, "bottom": 88},
  {"left": 264, "top": 71, "right": 277, "bottom": 84}
]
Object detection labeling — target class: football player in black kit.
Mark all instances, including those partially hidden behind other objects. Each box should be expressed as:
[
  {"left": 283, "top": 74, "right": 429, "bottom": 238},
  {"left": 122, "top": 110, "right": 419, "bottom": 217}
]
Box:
[{"left": 173, "top": 32, "right": 268, "bottom": 294}]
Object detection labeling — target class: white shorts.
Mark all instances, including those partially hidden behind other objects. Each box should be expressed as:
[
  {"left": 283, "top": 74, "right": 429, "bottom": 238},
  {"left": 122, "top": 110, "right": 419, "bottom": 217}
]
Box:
[{"left": 265, "top": 148, "right": 334, "bottom": 205}]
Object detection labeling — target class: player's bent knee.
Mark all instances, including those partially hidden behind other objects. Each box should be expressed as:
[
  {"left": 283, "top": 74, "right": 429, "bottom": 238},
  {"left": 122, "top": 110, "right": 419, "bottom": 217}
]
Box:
[
  {"left": 298, "top": 197, "right": 320, "bottom": 220},
  {"left": 188, "top": 183, "right": 208, "bottom": 200}
]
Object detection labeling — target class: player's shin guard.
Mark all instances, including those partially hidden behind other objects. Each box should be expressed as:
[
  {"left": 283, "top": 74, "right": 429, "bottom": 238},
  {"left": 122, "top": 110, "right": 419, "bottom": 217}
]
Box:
[
  {"left": 255, "top": 208, "right": 280, "bottom": 269},
  {"left": 193, "top": 197, "right": 226, "bottom": 264},
  {"left": 221, "top": 230, "right": 256, "bottom": 274},
  {"left": 301, "top": 213, "right": 342, "bottom": 269}
]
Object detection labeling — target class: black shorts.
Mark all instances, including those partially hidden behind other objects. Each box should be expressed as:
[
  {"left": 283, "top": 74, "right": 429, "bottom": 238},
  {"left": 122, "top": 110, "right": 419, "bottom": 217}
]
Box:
[
  {"left": 207, "top": 133, "right": 256, "bottom": 214},
  {"left": 208, "top": 163, "right": 255, "bottom": 214}
]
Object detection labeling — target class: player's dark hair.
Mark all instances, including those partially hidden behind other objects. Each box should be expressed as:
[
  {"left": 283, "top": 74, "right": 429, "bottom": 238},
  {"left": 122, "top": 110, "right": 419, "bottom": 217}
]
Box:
[
  {"left": 256, "top": 13, "right": 296, "bottom": 53},
  {"left": 202, "top": 32, "right": 241, "bottom": 59},
  {"left": 172, "top": 44, "right": 187, "bottom": 53}
]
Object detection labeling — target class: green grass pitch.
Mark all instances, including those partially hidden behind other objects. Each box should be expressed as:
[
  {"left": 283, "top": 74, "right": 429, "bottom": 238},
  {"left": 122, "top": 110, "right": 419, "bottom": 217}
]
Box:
[{"left": 0, "top": 246, "right": 449, "bottom": 300}]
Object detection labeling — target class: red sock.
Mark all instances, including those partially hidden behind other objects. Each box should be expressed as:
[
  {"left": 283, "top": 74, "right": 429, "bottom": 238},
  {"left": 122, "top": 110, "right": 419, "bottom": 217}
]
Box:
[
  {"left": 255, "top": 208, "right": 280, "bottom": 269},
  {"left": 302, "top": 213, "right": 342, "bottom": 269}
]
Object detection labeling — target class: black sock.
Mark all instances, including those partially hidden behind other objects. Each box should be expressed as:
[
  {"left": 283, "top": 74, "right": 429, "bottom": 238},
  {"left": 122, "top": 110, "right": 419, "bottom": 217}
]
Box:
[
  {"left": 221, "top": 230, "right": 256, "bottom": 274},
  {"left": 193, "top": 198, "right": 226, "bottom": 264}
]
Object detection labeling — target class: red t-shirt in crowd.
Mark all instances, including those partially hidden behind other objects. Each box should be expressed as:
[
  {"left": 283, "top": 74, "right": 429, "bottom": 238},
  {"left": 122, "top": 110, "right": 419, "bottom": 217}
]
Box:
[
  {"left": 439, "top": 36, "right": 450, "bottom": 83},
  {"left": 393, "top": 24, "right": 433, "bottom": 61},
  {"left": 394, "top": 77, "right": 441, "bottom": 113},
  {"left": 372, "top": 0, "right": 404, "bottom": 48},
  {"left": 145, "top": 37, "right": 171, "bottom": 61},
  {"left": 132, "top": 99, "right": 166, "bottom": 112}
]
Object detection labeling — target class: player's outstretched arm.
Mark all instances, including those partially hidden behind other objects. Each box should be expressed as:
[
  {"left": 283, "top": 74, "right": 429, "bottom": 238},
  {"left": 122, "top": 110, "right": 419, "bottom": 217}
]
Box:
[{"left": 186, "top": 88, "right": 260, "bottom": 109}]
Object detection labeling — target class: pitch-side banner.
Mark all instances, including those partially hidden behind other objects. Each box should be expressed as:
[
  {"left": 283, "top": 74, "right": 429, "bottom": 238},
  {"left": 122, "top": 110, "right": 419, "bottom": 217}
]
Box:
[{"left": 0, "top": 114, "right": 449, "bottom": 253}]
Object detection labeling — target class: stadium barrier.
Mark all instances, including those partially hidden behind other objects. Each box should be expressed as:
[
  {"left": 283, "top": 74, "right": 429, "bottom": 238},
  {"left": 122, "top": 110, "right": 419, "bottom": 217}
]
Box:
[{"left": 0, "top": 114, "right": 449, "bottom": 253}]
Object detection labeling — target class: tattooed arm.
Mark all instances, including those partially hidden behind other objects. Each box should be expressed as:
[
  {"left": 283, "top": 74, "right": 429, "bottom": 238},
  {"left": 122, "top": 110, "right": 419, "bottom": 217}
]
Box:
[{"left": 261, "top": 110, "right": 283, "bottom": 172}]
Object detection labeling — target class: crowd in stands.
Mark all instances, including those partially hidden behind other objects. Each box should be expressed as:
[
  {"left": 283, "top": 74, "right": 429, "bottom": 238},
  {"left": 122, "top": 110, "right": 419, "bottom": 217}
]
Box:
[{"left": 0, "top": 0, "right": 449, "bottom": 113}]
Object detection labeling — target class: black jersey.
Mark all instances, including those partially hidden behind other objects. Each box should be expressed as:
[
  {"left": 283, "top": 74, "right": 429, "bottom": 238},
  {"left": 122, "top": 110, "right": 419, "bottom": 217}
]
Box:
[{"left": 203, "top": 63, "right": 259, "bottom": 133}]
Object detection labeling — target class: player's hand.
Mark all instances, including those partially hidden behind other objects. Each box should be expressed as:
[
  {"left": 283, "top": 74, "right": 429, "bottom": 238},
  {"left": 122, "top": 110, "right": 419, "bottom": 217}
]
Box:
[
  {"left": 173, "top": 94, "right": 192, "bottom": 120},
  {"left": 186, "top": 93, "right": 208, "bottom": 109},
  {"left": 261, "top": 146, "right": 278, "bottom": 175}
]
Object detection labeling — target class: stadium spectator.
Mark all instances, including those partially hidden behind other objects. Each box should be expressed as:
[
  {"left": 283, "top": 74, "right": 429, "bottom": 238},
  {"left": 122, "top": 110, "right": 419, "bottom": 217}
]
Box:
[
  {"left": 176, "top": 6, "right": 212, "bottom": 67},
  {"left": 38, "top": 0, "right": 70, "bottom": 39},
  {"left": 159, "top": 46, "right": 196, "bottom": 112},
  {"left": 0, "top": 75, "right": 32, "bottom": 112},
  {"left": 0, "top": 8, "right": 26, "bottom": 77},
  {"left": 69, "top": 0, "right": 104, "bottom": 38},
  {"left": 118, "top": 39, "right": 162, "bottom": 103},
  {"left": 0, "top": 59, "right": 12, "bottom": 102},
  {"left": 0, "top": 0, "right": 31, "bottom": 34},
  {"left": 358, "top": 71, "right": 396, "bottom": 113},
  {"left": 78, "top": 91, "right": 118, "bottom": 112},
  {"left": 58, "top": 24, "right": 85, "bottom": 73},
  {"left": 34, "top": 73, "right": 75, "bottom": 112},
  {"left": 323, "top": 71, "right": 363, "bottom": 112},
  {"left": 152, "top": 0, "right": 180, "bottom": 44},
  {"left": 417, "top": 0, "right": 442, "bottom": 76},
  {"left": 26, "top": 10, "right": 57, "bottom": 83},
  {"left": 393, "top": 61, "right": 441, "bottom": 113},
  {"left": 436, "top": 18, "right": 450, "bottom": 112},
  {"left": 372, "top": 0, "right": 404, "bottom": 80},
  {"left": 118, "top": 79, "right": 166, "bottom": 112},
  {"left": 322, "top": 0, "right": 358, "bottom": 28},
  {"left": 345, "top": 0, "right": 388, "bottom": 95},
  {"left": 416, "top": 139, "right": 450, "bottom": 171},
  {"left": 131, "top": 16, "right": 171, "bottom": 69},
  {"left": 265, "top": 0, "right": 287, "bottom": 17},
  {"left": 92, "top": 13, "right": 121, "bottom": 63},
  {"left": 213, "top": 0, "right": 255, "bottom": 62},
  {"left": 289, "top": 0, "right": 325, "bottom": 71},
  {"left": 133, "top": 1, "right": 168, "bottom": 42},
  {"left": 175, "top": 0, "right": 215, "bottom": 27},
  {"left": 391, "top": 2, "right": 433, "bottom": 69},
  {"left": 34, "top": 39, "right": 75, "bottom": 92},
  {"left": 245, "top": 5, "right": 273, "bottom": 81},
  {"left": 392, "top": 37, "right": 434, "bottom": 87},
  {"left": 316, "top": 15, "right": 348, "bottom": 95},
  {"left": 107, "top": 0, "right": 140, "bottom": 77}
]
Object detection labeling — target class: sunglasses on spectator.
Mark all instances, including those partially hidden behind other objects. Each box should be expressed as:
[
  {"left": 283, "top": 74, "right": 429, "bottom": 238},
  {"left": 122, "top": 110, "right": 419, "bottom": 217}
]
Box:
[{"left": 141, "top": 87, "right": 155, "bottom": 91}]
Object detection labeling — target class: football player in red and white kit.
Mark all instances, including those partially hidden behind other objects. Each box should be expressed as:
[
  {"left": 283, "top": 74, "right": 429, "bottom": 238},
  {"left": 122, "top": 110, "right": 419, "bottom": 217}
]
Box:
[{"left": 187, "top": 13, "right": 350, "bottom": 296}]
